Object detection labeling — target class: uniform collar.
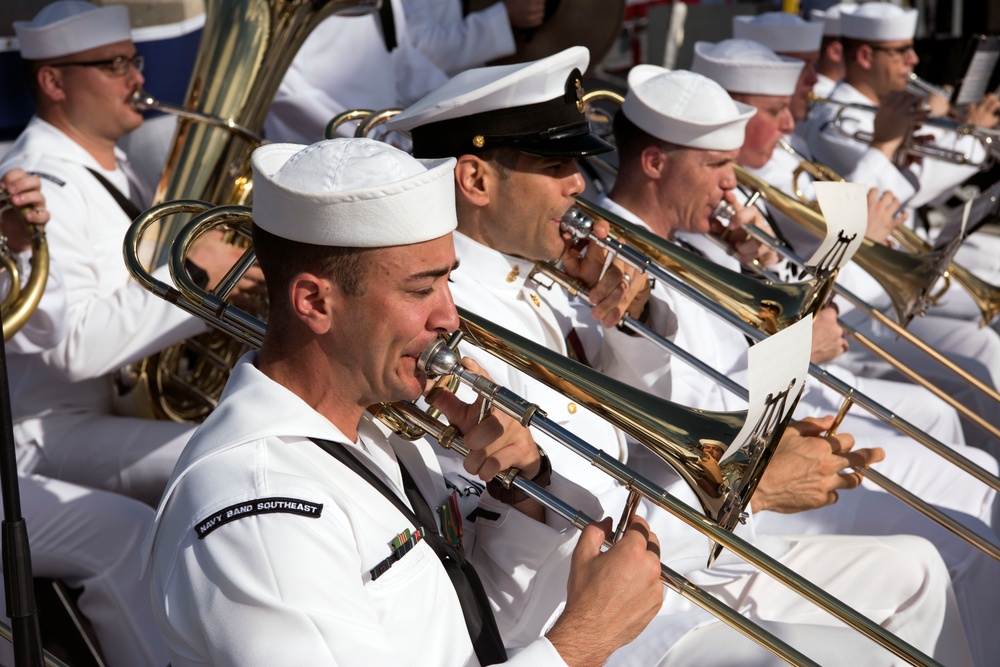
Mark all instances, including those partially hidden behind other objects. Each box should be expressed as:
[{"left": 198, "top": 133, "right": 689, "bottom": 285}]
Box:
[
  {"left": 18, "top": 115, "right": 129, "bottom": 169},
  {"left": 453, "top": 230, "right": 539, "bottom": 292}
]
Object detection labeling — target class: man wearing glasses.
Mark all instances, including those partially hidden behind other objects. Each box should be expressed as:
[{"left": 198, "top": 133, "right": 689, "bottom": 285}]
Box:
[
  {"left": 805, "top": 3, "right": 999, "bottom": 211},
  {"left": 0, "top": 1, "right": 255, "bottom": 507}
]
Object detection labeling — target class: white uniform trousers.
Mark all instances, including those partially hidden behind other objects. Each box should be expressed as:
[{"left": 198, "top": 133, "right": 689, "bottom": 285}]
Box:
[
  {"left": 757, "top": 486, "right": 998, "bottom": 667},
  {"left": 17, "top": 413, "right": 194, "bottom": 507},
  {"left": 0, "top": 474, "right": 169, "bottom": 667},
  {"left": 837, "top": 308, "right": 1000, "bottom": 457},
  {"left": 610, "top": 532, "right": 971, "bottom": 667}
]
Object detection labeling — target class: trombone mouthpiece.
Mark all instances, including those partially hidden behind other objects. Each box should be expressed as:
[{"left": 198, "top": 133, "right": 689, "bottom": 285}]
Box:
[
  {"left": 560, "top": 206, "right": 593, "bottom": 243},
  {"left": 418, "top": 339, "right": 461, "bottom": 378},
  {"left": 711, "top": 200, "right": 736, "bottom": 224},
  {"left": 130, "top": 88, "right": 156, "bottom": 112}
]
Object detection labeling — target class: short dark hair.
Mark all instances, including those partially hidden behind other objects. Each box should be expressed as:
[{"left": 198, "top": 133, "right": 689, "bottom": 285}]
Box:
[
  {"left": 251, "top": 223, "right": 375, "bottom": 327},
  {"left": 841, "top": 37, "right": 867, "bottom": 63},
  {"left": 478, "top": 146, "right": 522, "bottom": 179},
  {"left": 612, "top": 111, "right": 683, "bottom": 165}
]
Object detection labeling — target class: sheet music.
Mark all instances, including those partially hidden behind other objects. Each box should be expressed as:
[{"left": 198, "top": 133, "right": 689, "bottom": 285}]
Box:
[
  {"left": 720, "top": 316, "right": 810, "bottom": 462},
  {"left": 806, "top": 181, "right": 867, "bottom": 269},
  {"left": 956, "top": 36, "right": 1000, "bottom": 106},
  {"left": 939, "top": 178, "right": 1000, "bottom": 242}
]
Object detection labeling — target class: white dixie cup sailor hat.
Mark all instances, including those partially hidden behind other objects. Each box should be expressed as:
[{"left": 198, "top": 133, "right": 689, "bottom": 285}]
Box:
[
  {"left": 733, "top": 12, "right": 824, "bottom": 54},
  {"left": 692, "top": 39, "right": 805, "bottom": 97},
  {"left": 14, "top": 0, "right": 132, "bottom": 60},
  {"left": 251, "top": 138, "right": 458, "bottom": 247},
  {"left": 622, "top": 66, "right": 756, "bottom": 151},
  {"left": 809, "top": 3, "right": 860, "bottom": 38},
  {"left": 839, "top": 3, "right": 918, "bottom": 42}
]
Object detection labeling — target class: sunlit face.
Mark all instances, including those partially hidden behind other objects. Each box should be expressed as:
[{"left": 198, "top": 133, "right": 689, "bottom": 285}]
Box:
[
  {"left": 46, "top": 40, "right": 145, "bottom": 141},
  {"left": 485, "top": 154, "right": 586, "bottom": 262},
  {"left": 781, "top": 50, "right": 820, "bottom": 120},
  {"left": 657, "top": 147, "right": 740, "bottom": 237},
  {"left": 736, "top": 94, "right": 795, "bottom": 169},
  {"left": 868, "top": 40, "right": 918, "bottom": 98},
  {"left": 334, "top": 235, "right": 460, "bottom": 405}
]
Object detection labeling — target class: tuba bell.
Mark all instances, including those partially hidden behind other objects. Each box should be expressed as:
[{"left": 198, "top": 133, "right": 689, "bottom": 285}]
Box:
[{"left": 118, "top": 0, "right": 377, "bottom": 422}]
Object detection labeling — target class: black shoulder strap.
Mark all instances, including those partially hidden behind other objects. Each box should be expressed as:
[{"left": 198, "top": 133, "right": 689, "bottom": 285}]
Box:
[
  {"left": 85, "top": 167, "right": 142, "bottom": 221},
  {"left": 311, "top": 437, "right": 507, "bottom": 665},
  {"left": 378, "top": 0, "right": 398, "bottom": 52}
]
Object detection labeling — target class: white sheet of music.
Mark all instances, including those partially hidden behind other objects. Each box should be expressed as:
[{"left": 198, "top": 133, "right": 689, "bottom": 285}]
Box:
[
  {"left": 807, "top": 181, "right": 868, "bottom": 269},
  {"left": 720, "top": 316, "right": 810, "bottom": 462}
]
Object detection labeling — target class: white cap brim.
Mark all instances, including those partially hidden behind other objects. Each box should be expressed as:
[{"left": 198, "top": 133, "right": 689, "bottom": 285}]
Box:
[
  {"left": 623, "top": 66, "right": 756, "bottom": 151},
  {"left": 15, "top": 2, "right": 131, "bottom": 60},
  {"left": 251, "top": 139, "right": 457, "bottom": 248}
]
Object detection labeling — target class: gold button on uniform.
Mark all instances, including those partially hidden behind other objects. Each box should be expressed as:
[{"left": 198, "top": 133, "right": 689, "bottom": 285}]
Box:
[
  {"left": 506, "top": 265, "right": 520, "bottom": 283},
  {"left": 530, "top": 293, "right": 541, "bottom": 307},
  {"left": 567, "top": 402, "right": 578, "bottom": 414}
]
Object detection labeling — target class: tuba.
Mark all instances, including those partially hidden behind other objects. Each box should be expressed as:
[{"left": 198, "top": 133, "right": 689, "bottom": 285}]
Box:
[{"left": 120, "top": 0, "right": 377, "bottom": 422}]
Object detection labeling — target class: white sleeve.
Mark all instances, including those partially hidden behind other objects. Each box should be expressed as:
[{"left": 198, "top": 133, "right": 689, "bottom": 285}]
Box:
[
  {"left": 403, "top": 0, "right": 516, "bottom": 75},
  {"left": 35, "top": 177, "right": 206, "bottom": 381}
]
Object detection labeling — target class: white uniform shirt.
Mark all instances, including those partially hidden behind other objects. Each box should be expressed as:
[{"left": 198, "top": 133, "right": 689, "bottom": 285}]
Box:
[
  {"left": 805, "top": 81, "right": 982, "bottom": 210},
  {"left": 0, "top": 117, "right": 206, "bottom": 453},
  {"left": 144, "top": 352, "right": 577, "bottom": 666},
  {"left": 402, "top": 0, "right": 516, "bottom": 75},
  {"left": 265, "top": 0, "right": 448, "bottom": 144}
]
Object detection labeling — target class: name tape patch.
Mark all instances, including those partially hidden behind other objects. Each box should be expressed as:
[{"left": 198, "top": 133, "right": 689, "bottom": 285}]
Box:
[{"left": 194, "top": 497, "right": 324, "bottom": 539}]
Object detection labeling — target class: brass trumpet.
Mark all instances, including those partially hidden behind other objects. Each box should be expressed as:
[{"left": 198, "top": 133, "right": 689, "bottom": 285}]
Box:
[
  {"left": 807, "top": 91, "right": 1000, "bottom": 169},
  {"left": 122, "top": 201, "right": 940, "bottom": 667}
]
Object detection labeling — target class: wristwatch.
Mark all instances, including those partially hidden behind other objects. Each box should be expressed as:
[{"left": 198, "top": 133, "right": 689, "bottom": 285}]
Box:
[{"left": 487, "top": 447, "right": 552, "bottom": 505}]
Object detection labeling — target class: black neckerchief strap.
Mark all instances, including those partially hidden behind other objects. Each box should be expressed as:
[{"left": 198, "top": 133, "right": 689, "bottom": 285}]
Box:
[
  {"left": 378, "top": 0, "right": 397, "bottom": 52},
  {"left": 85, "top": 167, "right": 142, "bottom": 221},
  {"left": 311, "top": 437, "right": 507, "bottom": 665}
]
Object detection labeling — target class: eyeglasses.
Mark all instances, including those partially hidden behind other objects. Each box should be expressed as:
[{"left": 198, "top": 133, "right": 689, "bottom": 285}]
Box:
[
  {"left": 870, "top": 44, "right": 916, "bottom": 59},
  {"left": 50, "top": 54, "right": 144, "bottom": 77}
]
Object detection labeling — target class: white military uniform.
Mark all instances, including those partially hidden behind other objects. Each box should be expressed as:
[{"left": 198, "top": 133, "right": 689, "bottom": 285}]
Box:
[
  {"left": 596, "top": 196, "right": 998, "bottom": 666},
  {"left": 0, "top": 252, "right": 168, "bottom": 667},
  {"left": 265, "top": 0, "right": 448, "bottom": 145},
  {"left": 0, "top": 116, "right": 206, "bottom": 506},
  {"left": 804, "top": 83, "right": 1000, "bottom": 454},
  {"left": 144, "top": 351, "right": 580, "bottom": 667},
  {"left": 449, "top": 230, "right": 972, "bottom": 666},
  {"left": 402, "top": 0, "right": 516, "bottom": 76}
]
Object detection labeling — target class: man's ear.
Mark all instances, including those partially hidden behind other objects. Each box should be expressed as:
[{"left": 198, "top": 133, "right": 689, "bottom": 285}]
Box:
[
  {"left": 288, "top": 272, "right": 337, "bottom": 335},
  {"left": 454, "top": 154, "right": 493, "bottom": 208},
  {"left": 828, "top": 40, "right": 844, "bottom": 65},
  {"left": 640, "top": 144, "right": 666, "bottom": 180},
  {"left": 856, "top": 43, "right": 874, "bottom": 71},
  {"left": 36, "top": 66, "right": 67, "bottom": 102}
]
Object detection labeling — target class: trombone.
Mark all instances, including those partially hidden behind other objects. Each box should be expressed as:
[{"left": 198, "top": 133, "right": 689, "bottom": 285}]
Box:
[
  {"left": 122, "top": 201, "right": 940, "bottom": 667},
  {"left": 807, "top": 91, "right": 1000, "bottom": 169},
  {"left": 540, "top": 255, "right": 1000, "bottom": 562},
  {"left": 733, "top": 165, "right": 1000, "bottom": 443},
  {"left": 782, "top": 137, "right": 1000, "bottom": 327},
  {"left": 566, "top": 197, "right": 1000, "bottom": 496}
]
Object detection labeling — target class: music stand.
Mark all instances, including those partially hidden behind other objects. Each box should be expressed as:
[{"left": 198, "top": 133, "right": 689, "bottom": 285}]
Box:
[{"left": 0, "top": 316, "right": 43, "bottom": 667}]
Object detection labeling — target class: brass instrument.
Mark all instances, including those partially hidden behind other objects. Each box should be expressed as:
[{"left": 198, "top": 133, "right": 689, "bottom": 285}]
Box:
[
  {"left": 0, "top": 192, "right": 48, "bottom": 340},
  {"left": 735, "top": 165, "right": 1000, "bottom": 442},
  {"left": 782, "top": 137, "right": 1000, "bottom": 327},
  {"left": 122, "top": 201, "right": 941, "bottom": 667},
  {"left": 569, "top": 197, "right": 1000, "bottom": 493},
  {"left": 563, "top": 199, "right": 1000, "bottom": 562},
  {"left": 906, "top": 72, "right": 953, "bottom": 101},
  {"left": 808, "top": 91, "right": 1000, "bottom": 169},
  {"left": 118, "top": 0, "right": 377, "bottom": 422}
]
